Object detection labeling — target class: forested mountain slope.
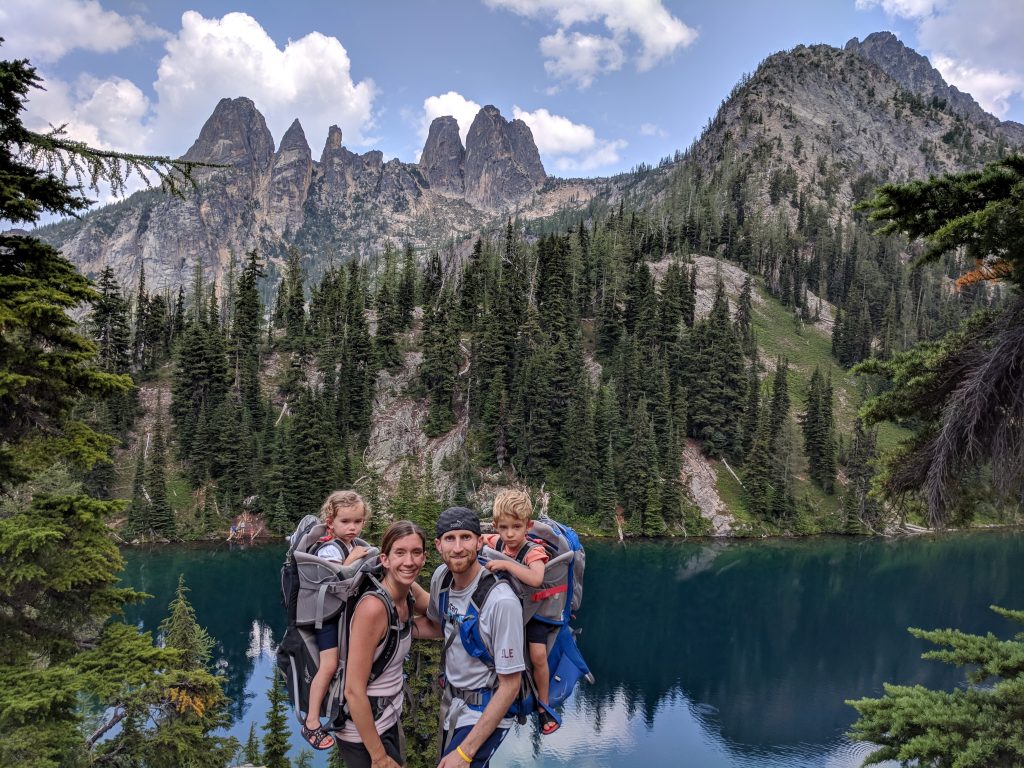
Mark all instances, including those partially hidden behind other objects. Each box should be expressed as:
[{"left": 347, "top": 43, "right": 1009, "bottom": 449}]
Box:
[{"left": 61, "top": 32, "right": 1024, "bottom": 538}]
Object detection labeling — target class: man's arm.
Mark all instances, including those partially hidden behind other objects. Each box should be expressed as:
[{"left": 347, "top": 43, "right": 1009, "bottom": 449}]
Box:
[
  {"left": 436, "top": 672, "right": 519, "bottom": 768},
  {"left": 414, "top": 614, "right": 442, "bottom": 639}
]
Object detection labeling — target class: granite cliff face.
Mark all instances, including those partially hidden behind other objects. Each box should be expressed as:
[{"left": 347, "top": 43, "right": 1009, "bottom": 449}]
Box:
[
  {"left": 267, "top": 119, "right": 313, "bottom": 236},
  {"left": 464, "top": 105, "right": 546, "bottom": 209},
  {"left": 419, "top": 116, "right": 465, "bottom": 195},
  {"left": 44, "top": 103, "right": 549, "bottom": 290}
]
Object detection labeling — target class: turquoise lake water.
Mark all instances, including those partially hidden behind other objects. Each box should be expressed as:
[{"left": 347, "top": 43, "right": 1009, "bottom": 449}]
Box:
[{"left": 120, "top": 530, "right": 1024, "bottom": 767}]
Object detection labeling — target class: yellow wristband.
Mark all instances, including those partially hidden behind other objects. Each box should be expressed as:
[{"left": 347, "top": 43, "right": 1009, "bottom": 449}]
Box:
[{"left": 456, "top": 745, "right": 473, "bottom": 764}]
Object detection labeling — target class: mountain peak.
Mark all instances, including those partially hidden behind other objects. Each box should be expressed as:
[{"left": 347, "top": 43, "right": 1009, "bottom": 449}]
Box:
[
  {"left": 420, "top": 115, "right": 465, "bottom": 195},
  {"left": 464, "top": 105, "right": 545, "bottom": 210},
  {"left": 844, "top": 31, "right": 1022, "bottom": 142},
  {"left": 181, "top": 97, "right": 275, "bottom": 172}
]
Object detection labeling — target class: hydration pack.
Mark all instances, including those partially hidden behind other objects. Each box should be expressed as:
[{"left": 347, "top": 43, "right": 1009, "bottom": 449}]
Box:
[{"left": 276, "top": 515, "right": 409, "bottom": 732}]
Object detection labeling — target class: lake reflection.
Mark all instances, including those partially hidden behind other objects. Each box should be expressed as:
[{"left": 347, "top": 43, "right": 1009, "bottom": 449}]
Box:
[{"left": 120, "top": 530, "right": 1024, "bottom": 767}]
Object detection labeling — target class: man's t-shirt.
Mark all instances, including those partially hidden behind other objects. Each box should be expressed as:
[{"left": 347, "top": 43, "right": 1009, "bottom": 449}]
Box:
[{"left": 428, "top": 564, "right": 525, "bottom": 730}]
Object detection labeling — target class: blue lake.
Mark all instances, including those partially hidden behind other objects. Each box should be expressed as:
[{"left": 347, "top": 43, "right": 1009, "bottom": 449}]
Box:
[{"left": 120, "top": 530, "right": 1024, "bottom": 767}]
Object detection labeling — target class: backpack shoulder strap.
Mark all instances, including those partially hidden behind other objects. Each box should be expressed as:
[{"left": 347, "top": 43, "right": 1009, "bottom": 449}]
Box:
[
  {"left": 495, "top": 539, "right": 535, "bottom": 564},
  {"left": 514, "top": 540, "right": 536, "bottom": 564},
  {"left": 470, "top": 569, "right": 501, "bottom": 610},
  {"left": 358, "top": 577, "right": 403, "bottom": 683}
]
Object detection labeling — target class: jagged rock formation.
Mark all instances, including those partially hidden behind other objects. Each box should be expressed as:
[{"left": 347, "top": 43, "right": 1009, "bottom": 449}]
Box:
[
  {"left": 181, "top": 97, "right": 274, "bottom": 177},
  {"left": 267, "top": 119, "right": 313, "bottom": 236},
  {"left": 419, "top": 116, "right": 465, "bottom": 195},
  {"left": 845, "top": 32, "right": 1024, "bottom": 144},
  {"left": 464, "top": 105, "right": 546, "bottom": 209},
  {"left": 41, "top": 102, "right": 549, "bottom": 290}
]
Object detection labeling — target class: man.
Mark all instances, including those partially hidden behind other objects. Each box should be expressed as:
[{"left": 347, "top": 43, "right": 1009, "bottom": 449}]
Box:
[{"left": 423, "top": 506, "right": 524, "bottom": 768}]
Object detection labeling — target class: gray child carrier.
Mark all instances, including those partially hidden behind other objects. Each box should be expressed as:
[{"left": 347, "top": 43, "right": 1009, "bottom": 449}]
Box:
[
  {"left": 480, "top": 514, "right": 585, "bottom": 625},
  {"left": 277, "top": 515, "right": 408, "bottom": 732}
]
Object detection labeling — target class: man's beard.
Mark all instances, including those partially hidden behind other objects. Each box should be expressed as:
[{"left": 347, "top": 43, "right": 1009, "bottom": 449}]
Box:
[{"left": 444, "top": 549, "right": 476, "bottom": 575}]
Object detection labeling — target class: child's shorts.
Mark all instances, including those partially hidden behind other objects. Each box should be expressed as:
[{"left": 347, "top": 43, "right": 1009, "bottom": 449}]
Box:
[
  {"left": 315, "top": 617, "right": 340, "bottom": 651},
  {"left": 525, "top": 617, "right": 554, "bottom": 645}
]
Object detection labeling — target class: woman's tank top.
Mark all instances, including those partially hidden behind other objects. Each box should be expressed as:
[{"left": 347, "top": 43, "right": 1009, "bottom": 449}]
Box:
[{"left": 337, "top": 590, "right": 413, "bottom": 742}]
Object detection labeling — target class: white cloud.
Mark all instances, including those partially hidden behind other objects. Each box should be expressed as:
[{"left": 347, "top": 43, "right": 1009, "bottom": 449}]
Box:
[
  {"left": 486, "top": 0, "right": 696, "bottom": 87},
  {"left": 0, "top": 0, "right": 166, "bottom": 62},
  {"left": 639, "top": 122, "right": 667, "bottom": 137},
  {"left": 932, "top": 56, "right": 1022, "bottom": 117},
  {"left": 857, "top": 0, "right": 1024, "bottom": 119},
  {"left": 853, "top": 0, "right": 946, "bottom": 18},
  {"left": 539, "top": 30, "right": 625, "bottom": 88},
  {"left": 151, "top": 11, "right": 377, "bottom": 156},
  {"left": 512, "top": 106, "right": 626, "bottom": 173},
  {"left": 17, "top": 11, "right": 380, "bottom": 206},
  {"left": 419, "top": 91, "right": 482, "bottom": 147},
  {"left": 23, "top": 72, "right": 150, "bottom": 150}
]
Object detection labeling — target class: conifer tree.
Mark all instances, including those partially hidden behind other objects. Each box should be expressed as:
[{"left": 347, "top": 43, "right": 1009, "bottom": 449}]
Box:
[
  {"left": 262, "top": 673, "right": 291, "bottom": 768},
  {"left": 131, "top": 262, "right": 149, "bottom": 369},
  {"left": 621, "top": 399, "right": 658, "bottom": 525},
  {"left": 128, "top": 435, "right": 149, "bottom": 534},
  {"left": 0, "top": 46, "right": 221, "bottom": 767},
  {"left": 848, "top": 605, "right": 1024, "bottom": 766},
  {"left": 421, "top": 291, "right": 459, "bottom": 437},
  {"left": 736, "top": 275, "right": 756, "bottom": 356},
  {"left": 460, "top": 238, "right": 486, "bottom": 328},
  {"left": 147, "top": 408, "right": 175, "bottom": 538},
  {"left": 398, "top": 243, "right": 418, "bottom": 329},
  {"left": 231, "top": 251, "right": 264, "bottom": 422},
  {"left": 739, "top": 362, "right": 760, "bottom": 461},
  {"left": 283, "top": 246, "right": 307, "bottom": 352},
  {"left": 689, "top": 282, "right": 745, "bottom": 458},
  {"left": 91, "top": 266, "right": 134, "bottom": 374},
  {"left": 564, "top": 381, "right": 597, "bottom": 517},
  {"left": 843, "top": 418, "right": 879, "bottom": 533},
  {"left": 159, "top": 575, "right": 213, "bottom": 670},
  {"left": 375, "top": 243, "right": 403, "bottom": 370},
  {"left": 243, "top": 722, "right": 261, "bottom": 766},
  {"left": 423, "top": 249, "right": 444, "bottom": 308},
  {"left": 343, "top": 261, "right": 375, "bottom": 438},
  {"left": 284, "top": 387, "right": 335, "bottom": 521}
]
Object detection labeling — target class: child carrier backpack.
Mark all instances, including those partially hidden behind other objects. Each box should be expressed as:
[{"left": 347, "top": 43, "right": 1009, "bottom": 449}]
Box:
[
  {"left": 436, "top": 513, "right": 592, "bottom": 734},
  {"left": 276, "top": 515, "right": 410, "bottom": 732},
  {"left": 482, "top": 513, "right": 586, "bottom": 626}
]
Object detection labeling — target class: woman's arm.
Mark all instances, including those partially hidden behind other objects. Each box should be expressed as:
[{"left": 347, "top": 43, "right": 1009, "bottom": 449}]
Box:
[{"left": 343, "top": 597, "right": 400, "bottom": 768}]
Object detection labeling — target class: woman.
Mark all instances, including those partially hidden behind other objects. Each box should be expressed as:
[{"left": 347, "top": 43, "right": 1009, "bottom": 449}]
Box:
[{"left": 337, "top": 520, "right": 428, "bottom": 768}]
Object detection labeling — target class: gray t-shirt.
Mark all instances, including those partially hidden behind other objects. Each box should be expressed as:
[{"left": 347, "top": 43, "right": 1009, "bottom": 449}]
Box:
[{"left": 428, "top": 565, "right": 525, "bottom": 730}]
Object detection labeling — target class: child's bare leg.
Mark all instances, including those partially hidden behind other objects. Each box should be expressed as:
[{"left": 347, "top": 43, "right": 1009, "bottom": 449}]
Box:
[
  {"left": 305, "top": 648, "right": 338, "bottom": 729},
  {"left": 529, "top": 641, "right": 550, "bottom": 705}
]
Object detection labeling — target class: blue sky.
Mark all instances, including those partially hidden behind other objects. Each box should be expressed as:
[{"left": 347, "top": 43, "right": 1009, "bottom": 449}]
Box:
[{"left": 5, "top": 0, "right": 1023, "bottom": 181}]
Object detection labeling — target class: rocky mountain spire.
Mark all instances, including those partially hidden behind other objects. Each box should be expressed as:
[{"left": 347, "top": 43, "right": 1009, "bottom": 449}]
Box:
[
  {"left": 419, "top": 116, "right": 465, "bottom": 195},
  {"left": 845, "top": 31, "right": 1024, "bottom": 143},
  {"left": 463, "top": 105, "right": 546, "bottom": 210},
  {"left": 267, "top": 118, "right": 313, "bottom": 236},
  {"left": 181, "top": 97, "right": 275, "bottom": 175}
]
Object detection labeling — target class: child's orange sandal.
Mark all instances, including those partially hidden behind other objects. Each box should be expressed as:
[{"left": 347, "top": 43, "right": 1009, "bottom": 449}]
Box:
[{"left": 301, "top": 724, "right": 335, "bottom": 750}]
